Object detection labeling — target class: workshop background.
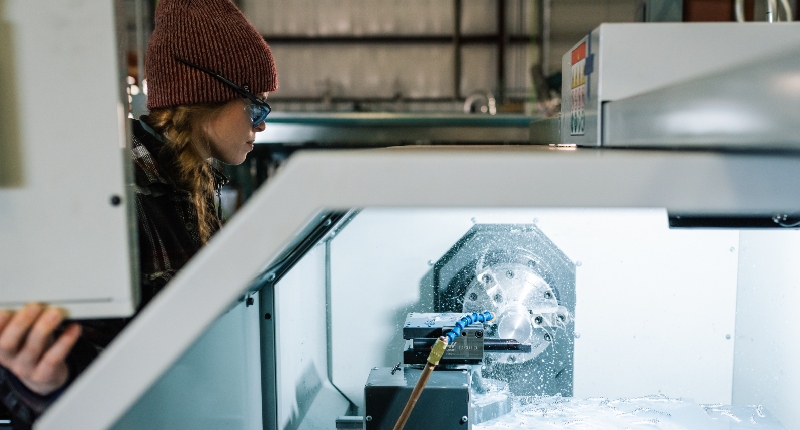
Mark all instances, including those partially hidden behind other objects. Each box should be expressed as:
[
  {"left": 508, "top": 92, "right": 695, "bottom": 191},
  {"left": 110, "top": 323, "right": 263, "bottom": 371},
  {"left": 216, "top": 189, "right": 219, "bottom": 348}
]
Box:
[{"left": 120, "top": 0, "right": 799, "bottom": 210}]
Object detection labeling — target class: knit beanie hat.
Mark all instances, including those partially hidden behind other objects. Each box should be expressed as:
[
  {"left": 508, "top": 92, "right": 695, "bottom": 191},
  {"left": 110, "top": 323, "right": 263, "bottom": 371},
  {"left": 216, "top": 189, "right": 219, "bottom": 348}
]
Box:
[{"left": 145, "top": 0, "right": 278, "bottom": 110}]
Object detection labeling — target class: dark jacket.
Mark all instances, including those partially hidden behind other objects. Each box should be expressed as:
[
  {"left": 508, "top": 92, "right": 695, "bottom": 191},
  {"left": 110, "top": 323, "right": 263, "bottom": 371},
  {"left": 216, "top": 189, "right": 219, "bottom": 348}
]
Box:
[{"left": 0, "top": 120, "right": 224, "bottom": 429}]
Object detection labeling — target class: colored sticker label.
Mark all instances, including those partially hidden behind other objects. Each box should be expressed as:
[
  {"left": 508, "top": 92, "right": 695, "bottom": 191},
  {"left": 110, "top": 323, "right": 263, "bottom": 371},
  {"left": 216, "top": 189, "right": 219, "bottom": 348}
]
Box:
[{"left": 570, "top": 42, "right": 587, "bottom": 136}]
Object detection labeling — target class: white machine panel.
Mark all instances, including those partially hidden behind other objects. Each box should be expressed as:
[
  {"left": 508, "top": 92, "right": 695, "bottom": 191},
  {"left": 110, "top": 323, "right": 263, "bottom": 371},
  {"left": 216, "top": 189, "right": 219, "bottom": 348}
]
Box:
[
  {"left": 112, "top": 298, "right": 263, "bottom": 429},
  {"left": 561, "top": 23, "right": 800, "bottom": 146},
  {"left": 0, "top": 0, "right": 136, "bottom": 317},
  {"left": 273, "top": 244, "right": 350, "bottom": 430},
  {"left": 734, "top": 230, "right": 800, "bottom": 428}
]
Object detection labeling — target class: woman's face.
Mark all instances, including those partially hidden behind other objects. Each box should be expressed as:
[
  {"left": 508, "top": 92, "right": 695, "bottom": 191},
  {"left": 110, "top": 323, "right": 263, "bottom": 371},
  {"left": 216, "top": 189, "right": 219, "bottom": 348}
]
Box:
[{"left": 204, "top": 92, "right": 268, "bottom": 165}]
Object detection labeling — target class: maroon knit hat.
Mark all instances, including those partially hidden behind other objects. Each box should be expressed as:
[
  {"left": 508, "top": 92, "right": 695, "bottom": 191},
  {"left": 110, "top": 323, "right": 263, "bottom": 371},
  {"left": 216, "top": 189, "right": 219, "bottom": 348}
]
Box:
[{"left": 145, "top": 0, "right": 278, "bottom": 110}]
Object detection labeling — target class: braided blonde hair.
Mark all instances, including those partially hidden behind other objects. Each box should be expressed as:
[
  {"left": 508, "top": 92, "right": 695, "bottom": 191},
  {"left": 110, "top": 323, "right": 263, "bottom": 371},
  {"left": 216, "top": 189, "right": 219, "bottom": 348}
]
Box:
[{"left": 142, "top": 102, "right": 227, "bottom": 244}]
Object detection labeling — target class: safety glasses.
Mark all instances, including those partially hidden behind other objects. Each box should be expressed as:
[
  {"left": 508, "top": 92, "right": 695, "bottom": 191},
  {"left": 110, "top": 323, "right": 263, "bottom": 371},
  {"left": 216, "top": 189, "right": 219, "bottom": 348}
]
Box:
[{"left": 174, "top": 57, "right": 271, "bottom": 127}]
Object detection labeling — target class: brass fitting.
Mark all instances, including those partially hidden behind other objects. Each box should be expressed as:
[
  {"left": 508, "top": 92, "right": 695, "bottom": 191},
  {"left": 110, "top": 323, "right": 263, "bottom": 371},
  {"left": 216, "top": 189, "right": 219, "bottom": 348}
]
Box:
[{"left": 427, "top": 337, "right": 448, "bottom": 366}]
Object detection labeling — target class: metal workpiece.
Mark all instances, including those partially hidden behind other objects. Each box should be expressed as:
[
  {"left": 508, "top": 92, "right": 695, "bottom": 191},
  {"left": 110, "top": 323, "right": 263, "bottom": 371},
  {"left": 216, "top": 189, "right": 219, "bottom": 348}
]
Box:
[
  {"left": 256, "top": 112, "right": 534, "bottom": 144},
  {"left": 364, "top": 367, "right": 470, "bottom": 430},
  {"left": 433, "top": 224, "right": 575, "bottom": 396},
  {"left": 603, "top": 47, "right": 800, "bottom": 149}
]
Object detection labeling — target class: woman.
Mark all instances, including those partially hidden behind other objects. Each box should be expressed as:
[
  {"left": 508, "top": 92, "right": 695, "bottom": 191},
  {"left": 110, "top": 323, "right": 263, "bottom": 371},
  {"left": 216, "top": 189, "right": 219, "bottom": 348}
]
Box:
[{"left": 0, "top": 0, "right": 277, "bottom": 427}]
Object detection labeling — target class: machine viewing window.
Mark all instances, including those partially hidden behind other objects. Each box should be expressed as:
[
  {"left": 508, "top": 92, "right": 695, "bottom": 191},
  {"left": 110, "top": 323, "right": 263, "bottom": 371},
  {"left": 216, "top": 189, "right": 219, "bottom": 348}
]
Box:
[{"left": 271, "top": 208, "right": 795, "bottom": 429}]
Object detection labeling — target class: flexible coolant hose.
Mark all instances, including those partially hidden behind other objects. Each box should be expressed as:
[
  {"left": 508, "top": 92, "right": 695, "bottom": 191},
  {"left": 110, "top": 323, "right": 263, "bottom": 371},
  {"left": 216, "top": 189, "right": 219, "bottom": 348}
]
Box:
[{"left": 392, "top": 312, "right": 495, "bottom": 430}]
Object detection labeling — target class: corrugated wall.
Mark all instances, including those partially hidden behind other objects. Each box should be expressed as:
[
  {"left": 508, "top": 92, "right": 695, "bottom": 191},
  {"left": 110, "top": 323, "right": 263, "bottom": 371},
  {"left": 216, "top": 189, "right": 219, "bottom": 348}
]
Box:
[{"left": 241, "top": 0, "right": 541, "bottom": 111}]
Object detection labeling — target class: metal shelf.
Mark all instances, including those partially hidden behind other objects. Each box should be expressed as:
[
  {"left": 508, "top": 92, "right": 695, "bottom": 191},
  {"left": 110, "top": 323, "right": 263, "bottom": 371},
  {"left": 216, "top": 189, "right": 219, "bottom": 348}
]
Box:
[
  {"left": 254, "top": 112, "right": 535, "bottom": 144},
  {"left": 262, "top": 34, "right": 536, "bottom": 44}
]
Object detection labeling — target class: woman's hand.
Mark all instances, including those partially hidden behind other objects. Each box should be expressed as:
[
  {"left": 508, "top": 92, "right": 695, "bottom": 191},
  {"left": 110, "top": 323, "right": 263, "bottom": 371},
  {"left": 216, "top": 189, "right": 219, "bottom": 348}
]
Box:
[{"left": 0, "top": 303, "right": 82, "bottom": 396}]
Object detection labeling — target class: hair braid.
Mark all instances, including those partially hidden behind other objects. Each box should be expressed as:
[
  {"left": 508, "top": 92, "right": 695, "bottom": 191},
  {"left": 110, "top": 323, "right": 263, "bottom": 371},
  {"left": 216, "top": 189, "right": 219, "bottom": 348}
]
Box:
[{"left": 142, "top": 103, "right": 226, "bottom": 244}]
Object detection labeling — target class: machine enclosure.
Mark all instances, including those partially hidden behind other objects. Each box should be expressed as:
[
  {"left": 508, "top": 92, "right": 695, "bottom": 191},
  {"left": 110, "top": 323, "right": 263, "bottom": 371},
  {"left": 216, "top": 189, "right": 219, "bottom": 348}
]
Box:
[{"left": 561, "top": 23, "right": 800, "bottom": 146}]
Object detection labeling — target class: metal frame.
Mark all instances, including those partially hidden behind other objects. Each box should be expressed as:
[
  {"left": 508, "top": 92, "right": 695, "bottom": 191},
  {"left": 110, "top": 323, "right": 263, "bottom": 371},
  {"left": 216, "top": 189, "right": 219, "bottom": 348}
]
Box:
[
  {"left": 36, "top": 146, "right": 800, "bottom": 429},
  {"left": 253, "top": 113, "right": 534, "bottom": 145},
  {"left": 259, "top": 283, "right": 277, "bottom": 430}
]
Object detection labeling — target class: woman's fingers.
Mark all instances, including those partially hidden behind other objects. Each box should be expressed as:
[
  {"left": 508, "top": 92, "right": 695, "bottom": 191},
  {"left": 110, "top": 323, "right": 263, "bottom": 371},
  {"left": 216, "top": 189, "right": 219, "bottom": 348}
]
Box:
[
  {"left": 36, "top": 324, "right": 81, "bottom": 379},
  {"left": 0, "top": 303, "right": 44, "bottom": 358},
  {"left": 0, "top": 304, "right": 80, "bottom": 395},
  {"left": 16, "top": 308, "right": 66, "bottom": 371},
  {"left": 0, "top": 310, "right": 14, "bottom": 367},
  {"left": 0, "top": 310, "right": 13, "bottom": 334}
]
